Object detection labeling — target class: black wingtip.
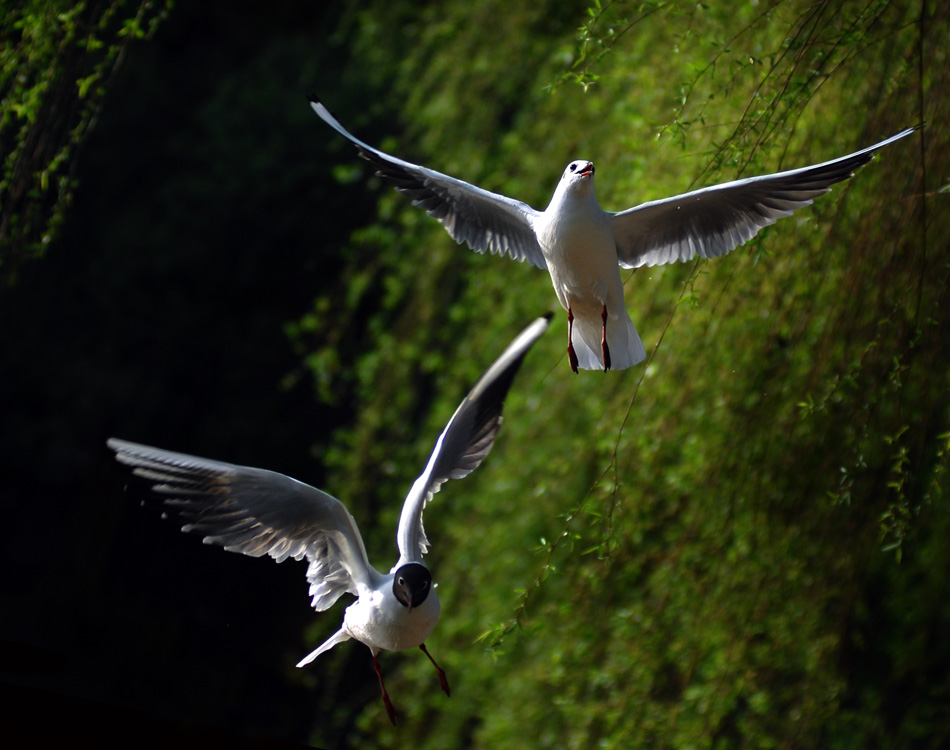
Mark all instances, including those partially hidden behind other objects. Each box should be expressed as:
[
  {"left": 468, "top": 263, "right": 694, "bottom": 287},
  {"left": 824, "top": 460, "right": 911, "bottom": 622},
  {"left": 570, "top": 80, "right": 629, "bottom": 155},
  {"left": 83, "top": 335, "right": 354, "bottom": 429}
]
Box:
[
  {"left": 542, "top": 311, "right": 554, "bottom": 322},
  {"left": 306, "top": 92, "right": 321, "bottom": 104},
  {"left": 890, "top": 123, "right": 925, "bottom": 142}
]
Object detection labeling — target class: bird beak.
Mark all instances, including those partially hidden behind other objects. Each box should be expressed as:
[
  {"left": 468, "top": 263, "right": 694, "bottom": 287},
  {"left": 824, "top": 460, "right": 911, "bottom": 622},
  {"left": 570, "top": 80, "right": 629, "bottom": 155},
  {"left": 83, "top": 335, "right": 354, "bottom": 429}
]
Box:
[{"left": 579, "top": 162, "right": 594, "bottom": 177}]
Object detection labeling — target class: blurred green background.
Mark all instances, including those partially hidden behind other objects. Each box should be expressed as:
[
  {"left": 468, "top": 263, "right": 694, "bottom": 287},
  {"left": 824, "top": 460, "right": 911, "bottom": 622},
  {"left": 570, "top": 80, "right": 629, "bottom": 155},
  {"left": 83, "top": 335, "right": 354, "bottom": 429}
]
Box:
[{"left": 2, "top": 1, "right": 947, "bottom": 747}]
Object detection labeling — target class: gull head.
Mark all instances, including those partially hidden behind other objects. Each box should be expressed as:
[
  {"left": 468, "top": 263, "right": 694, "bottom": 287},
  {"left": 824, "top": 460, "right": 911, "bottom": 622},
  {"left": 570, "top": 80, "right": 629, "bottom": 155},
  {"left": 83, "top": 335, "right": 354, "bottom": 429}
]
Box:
[
  {"left": 392, "top": 562, "right": 432, "bottom": 611},
  {"left": 559, "top": 160, "right": 596, "bottom": 193}
]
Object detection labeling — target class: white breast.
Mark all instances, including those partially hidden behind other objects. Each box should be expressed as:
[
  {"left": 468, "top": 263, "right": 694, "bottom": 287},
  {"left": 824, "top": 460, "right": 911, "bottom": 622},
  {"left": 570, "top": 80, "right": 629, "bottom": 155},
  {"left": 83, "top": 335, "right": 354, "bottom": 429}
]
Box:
[
  {"left": 343, "top": 588, "right": 441, "bottom": 653},
  {"left": 535, "top": 188, "right": 620, "bottom": 313}
]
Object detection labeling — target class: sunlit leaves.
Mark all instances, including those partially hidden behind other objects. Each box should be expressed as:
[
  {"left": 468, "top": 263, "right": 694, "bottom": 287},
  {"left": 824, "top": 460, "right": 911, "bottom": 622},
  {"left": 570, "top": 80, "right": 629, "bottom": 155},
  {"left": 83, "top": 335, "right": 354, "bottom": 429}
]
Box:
[
  {"left": 285, "top": 0, "right": 947, "bottom": 746},
  {"left": 0, "top": 0, "right": 172, "bottom": 282}
]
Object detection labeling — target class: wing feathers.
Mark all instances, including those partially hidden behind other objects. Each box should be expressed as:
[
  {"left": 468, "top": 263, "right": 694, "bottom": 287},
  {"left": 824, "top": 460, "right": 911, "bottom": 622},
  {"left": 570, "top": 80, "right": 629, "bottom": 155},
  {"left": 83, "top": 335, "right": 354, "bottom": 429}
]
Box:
[
  {"left": 614, "top": 125, "right": 919, "bottom": 268},
  {"left": 107, "top": 438, "right": 380, "bottom": 611},
  {"left": 395, "top": 315, "right": 551, "bottom": 565},
  {"left": 309, "top": 96, "right": 548, "bottom": 270}
]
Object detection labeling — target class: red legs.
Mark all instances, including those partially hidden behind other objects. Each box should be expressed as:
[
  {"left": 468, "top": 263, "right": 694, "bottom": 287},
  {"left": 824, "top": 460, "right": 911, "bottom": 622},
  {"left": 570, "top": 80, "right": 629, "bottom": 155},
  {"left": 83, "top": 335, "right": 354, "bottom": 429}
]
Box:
[
  {"left": 601, "top": 304, "right": 611, "bottom": 372},
  {"left": 372, "top": 646, "right": 450, "bottom": 725},
  {"left": 372, "top": 653, "right": 398, "bottom": 725},
  {"left": 567, "top": 307, "right": 579, "bottom": 373},
  {"left": 419, "top": 643, "right": 451, "bottom": 696},
  {"left": 567, "top": 305, "right": 611, "bottom": 372}
]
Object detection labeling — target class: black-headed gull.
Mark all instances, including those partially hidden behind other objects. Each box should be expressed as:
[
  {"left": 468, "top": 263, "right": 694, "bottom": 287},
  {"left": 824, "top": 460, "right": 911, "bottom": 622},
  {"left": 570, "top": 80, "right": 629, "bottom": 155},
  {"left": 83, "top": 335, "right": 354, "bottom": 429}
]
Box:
[
  {"left": 107, "top": 314, "right": 550, "bottom": 724},
  {"left": 309, "top": 96, "right": 918, "bottom": 373}
]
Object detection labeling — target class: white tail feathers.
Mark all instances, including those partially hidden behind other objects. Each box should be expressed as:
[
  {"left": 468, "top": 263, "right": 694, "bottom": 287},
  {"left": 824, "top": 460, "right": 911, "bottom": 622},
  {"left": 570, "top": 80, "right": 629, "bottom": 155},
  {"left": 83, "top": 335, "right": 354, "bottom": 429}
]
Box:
[
  {"left": 571, "top": 308, "right": 646, "bottom": 371},
  {"left": 296, "top": 627, "right": 351, "bottom": 668}
]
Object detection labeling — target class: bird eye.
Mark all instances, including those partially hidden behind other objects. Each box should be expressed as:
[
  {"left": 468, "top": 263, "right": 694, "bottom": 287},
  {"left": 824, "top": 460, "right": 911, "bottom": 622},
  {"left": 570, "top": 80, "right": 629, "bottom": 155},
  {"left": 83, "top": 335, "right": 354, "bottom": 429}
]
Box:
[
  {"left": 421, "top": 580, "right": 429, "bottom": 589},
  {"left": 398, "top": 577, "right": 405, "bottom": 586},
  {"left": 569, "top": 163, "right": 577, "bottom": 172}
]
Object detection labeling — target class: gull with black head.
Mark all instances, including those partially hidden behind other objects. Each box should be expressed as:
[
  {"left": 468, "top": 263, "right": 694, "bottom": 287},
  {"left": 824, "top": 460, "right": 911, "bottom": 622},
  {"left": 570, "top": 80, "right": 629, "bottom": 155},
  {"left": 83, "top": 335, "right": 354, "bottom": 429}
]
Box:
[{"left": 107, "top": 315, "right": 550, "bottom": 724}]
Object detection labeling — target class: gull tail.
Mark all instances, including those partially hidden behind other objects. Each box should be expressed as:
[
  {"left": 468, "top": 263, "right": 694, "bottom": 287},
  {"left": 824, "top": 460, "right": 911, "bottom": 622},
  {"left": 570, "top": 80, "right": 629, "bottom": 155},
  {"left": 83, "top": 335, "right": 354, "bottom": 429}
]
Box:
[
  {"left": 297, "top": 627, "right": 351, "bottom": 668},
  {"left": 571, "top": 307, "right": 646, "bottom": 371}
]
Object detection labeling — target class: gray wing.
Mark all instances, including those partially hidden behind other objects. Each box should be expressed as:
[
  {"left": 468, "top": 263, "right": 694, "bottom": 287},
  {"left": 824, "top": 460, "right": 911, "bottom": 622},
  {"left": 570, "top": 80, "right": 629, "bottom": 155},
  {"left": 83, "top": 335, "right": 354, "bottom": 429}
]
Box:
[
  {"left": 107, "top": 438, "right": 382, "bottom": 611},
  {"left": 395, "top": 314, "right": 551, "bottom": 566},
  {"left": 309, "top": 96, "right": 547, "bottom": 270},
  {"left": 612, "top": 126, "right": 920, "bottom": 269}
]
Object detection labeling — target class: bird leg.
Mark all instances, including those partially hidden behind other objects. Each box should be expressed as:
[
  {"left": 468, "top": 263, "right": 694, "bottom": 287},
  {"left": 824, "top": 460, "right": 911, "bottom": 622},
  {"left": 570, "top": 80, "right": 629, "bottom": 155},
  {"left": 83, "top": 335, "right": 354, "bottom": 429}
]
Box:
[
  {"left": 567, "top": 306, "right": 579, "bottom": 373},
  {"left": 373, "top": 653, "right": 398, "bottom": 725},
  {"left": 601, "top": 304, "right": 611, "bottom": 372},
  {"left": 419, "top": 643, "right": 451, "bottom": 697}
]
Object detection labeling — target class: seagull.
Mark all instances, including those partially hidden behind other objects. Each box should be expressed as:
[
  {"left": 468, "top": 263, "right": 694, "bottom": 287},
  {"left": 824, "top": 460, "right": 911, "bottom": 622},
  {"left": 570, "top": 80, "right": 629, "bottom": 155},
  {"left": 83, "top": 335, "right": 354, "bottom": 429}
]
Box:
[
  {"left": 308, "top": 95, "right": 919, "bottom": 373},
  {"left": 107, "top": 314, "right": 550, "bottom": 725}
]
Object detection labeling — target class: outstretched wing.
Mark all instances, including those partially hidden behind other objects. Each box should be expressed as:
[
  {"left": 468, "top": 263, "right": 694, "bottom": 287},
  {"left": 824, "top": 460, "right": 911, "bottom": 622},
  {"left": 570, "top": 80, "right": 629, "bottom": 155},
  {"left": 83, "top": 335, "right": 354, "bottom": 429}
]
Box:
[
  {"left": 107, "top": 438, "right": 383, "bottom": 611},
  {"left": 612, "top": 126, "right": 920, "bottom": 269},
  {"left": 309, "top": 96, "right": 547, "bottom": 270},
  {"left": 395, "top": 315, "right": 551, "bottom": 566}
]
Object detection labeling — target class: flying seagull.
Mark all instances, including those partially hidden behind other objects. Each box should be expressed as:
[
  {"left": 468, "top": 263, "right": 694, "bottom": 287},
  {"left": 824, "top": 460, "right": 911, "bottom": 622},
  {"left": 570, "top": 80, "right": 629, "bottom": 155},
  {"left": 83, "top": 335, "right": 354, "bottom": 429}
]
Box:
[
  {"left": 107, "top": 314, "right": 550, "bottom": 725},
  {"left": 309, "top": 96, "right": 918, "bottom": 372}
]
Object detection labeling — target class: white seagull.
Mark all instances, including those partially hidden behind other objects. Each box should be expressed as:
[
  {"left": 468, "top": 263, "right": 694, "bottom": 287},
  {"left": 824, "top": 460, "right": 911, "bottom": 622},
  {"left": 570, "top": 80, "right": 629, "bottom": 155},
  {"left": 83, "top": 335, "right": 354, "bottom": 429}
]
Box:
[
  {"left": 107, "top": 314, "right": 550, "bottom": 725},
  {"left": 309, "top": 96, "right": 918, "bottom": 373}
]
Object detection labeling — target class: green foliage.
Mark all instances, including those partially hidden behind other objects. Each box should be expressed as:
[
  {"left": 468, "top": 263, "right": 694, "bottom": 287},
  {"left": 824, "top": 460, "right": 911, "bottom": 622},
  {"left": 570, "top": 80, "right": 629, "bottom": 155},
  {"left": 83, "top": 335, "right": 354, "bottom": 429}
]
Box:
[
  {"left": 0, "top": 0, "right": 171, "bottom": 283},
  {"left": 291, "top": 0, "right": 949, "bottom": 746}
]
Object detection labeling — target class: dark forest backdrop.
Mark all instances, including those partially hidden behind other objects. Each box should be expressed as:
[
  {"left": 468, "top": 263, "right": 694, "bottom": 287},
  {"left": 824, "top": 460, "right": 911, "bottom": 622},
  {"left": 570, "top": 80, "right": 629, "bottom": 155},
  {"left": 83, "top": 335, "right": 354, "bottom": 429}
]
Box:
[{"left": 2, "top": 1, "right": 948, "bottom": 748}]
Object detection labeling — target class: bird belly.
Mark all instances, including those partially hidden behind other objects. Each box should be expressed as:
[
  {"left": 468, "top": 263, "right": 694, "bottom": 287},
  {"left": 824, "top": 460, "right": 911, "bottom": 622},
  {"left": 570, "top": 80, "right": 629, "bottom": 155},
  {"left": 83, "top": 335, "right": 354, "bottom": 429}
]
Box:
[
  {"left": 541, "top": 220, "right": 623, "bottom": 315},
  {"left": 343, "top": 589, "right": 441, "bottom": 653},
  {"left": 538, "top": 208, "right": 645, "bottom": 369}
]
